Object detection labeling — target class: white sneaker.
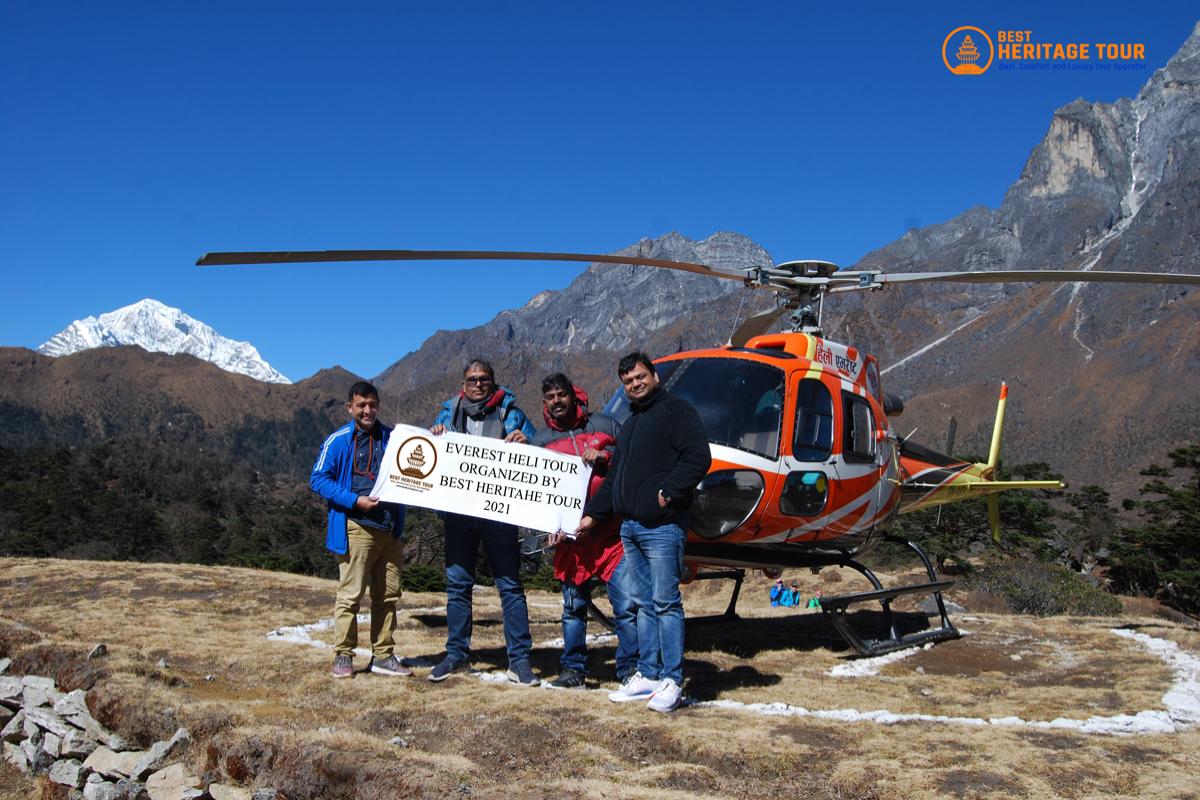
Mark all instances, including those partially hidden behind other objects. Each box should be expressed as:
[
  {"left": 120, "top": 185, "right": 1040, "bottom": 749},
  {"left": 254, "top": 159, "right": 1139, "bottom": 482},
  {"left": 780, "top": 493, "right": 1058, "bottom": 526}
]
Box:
[
  {"left": 607, "top": 671, "right": 659, "bottom": 703},
  {"left": 646, "top": 678, "right": 682, "bottom": 713}
]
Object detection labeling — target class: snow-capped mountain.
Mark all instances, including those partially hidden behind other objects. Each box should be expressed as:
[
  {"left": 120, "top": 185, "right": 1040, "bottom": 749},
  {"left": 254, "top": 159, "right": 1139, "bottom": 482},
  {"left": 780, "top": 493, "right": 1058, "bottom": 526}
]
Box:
[{"left": 38, "top": 299, "right": 291, "bottom": 384}]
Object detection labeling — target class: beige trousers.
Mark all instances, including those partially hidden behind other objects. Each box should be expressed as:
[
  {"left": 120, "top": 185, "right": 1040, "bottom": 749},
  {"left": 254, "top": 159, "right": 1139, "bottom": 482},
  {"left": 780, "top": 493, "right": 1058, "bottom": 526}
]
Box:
[{"left": 333, "top": 520, "right": 403, "bottom": 658}]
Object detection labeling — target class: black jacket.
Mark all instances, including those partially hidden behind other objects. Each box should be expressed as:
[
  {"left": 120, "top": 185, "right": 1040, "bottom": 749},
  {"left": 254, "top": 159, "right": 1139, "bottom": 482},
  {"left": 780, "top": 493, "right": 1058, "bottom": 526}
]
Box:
[{"left": 585, "top": 387, "right": 711, "bottom": 526}]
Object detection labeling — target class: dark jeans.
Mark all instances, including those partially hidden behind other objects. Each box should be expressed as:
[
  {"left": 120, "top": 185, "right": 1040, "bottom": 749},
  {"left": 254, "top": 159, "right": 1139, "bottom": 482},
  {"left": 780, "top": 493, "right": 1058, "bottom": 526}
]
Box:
[
  {"left": 560, "top": 555, "right": 637, "bottom": 678},
  {"left": 620, "top": 519, "right": 686, "bottom": 683},
  {"left": 443, "top": 513, "right": 533, "bottom": 666}
]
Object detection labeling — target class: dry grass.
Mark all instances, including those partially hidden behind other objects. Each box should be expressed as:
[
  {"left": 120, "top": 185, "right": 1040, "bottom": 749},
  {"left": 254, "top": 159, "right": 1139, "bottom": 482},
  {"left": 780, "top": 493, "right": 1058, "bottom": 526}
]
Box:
[{"left": 1, "top": 557, "right": 1198, "bottom": 799}]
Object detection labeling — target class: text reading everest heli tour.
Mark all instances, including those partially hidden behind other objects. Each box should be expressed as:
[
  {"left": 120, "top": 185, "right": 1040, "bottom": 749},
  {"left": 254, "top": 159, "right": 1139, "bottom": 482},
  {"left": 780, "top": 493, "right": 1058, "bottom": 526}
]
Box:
[{"left": 370, "top": 425, "right": 590, "bottom": 533}]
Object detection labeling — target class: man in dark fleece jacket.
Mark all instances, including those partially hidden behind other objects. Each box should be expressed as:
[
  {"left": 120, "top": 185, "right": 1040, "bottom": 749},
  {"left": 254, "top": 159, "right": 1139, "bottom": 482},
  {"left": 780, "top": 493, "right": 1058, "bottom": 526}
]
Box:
[{"left": 576, "top": 351, "right": 711, "bottom": 713}]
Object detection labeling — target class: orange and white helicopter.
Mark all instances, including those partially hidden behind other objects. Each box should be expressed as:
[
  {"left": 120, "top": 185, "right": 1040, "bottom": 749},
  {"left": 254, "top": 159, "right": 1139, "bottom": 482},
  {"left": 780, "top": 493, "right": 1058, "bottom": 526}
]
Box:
[{"left": 198, "top": 248, "right": 1200, "bottom": 654}]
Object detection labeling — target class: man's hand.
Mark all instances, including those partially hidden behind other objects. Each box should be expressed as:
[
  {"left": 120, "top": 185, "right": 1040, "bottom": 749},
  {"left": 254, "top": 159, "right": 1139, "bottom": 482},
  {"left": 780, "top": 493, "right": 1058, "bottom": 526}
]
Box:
[
  {"left": 430, "top": 424, "right": 447, "bottom": 435},
  {"left": 574, "top": 516, "right": 596, "bottom": 538},
  {"left": 658, "top": 490, "right": 670, "bottom": 509},
  {"left": 505, "top": 429, "right": 528, "bottom": 444},
  {"left": 355, "top": 496, "right": 381, "bottom": 512},
  {"left": 580, "top": 447, "right": 605, "bottom": 465},
  {"left": 547, "top": 531, "right": 566, "bottom": 547}
]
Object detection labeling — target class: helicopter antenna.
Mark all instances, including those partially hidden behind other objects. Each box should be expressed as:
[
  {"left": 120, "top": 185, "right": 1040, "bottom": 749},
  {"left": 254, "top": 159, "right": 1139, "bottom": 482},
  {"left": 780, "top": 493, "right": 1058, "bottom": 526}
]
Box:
[{"left": 728, "top": 291, "right": 749, "bottom": 346}]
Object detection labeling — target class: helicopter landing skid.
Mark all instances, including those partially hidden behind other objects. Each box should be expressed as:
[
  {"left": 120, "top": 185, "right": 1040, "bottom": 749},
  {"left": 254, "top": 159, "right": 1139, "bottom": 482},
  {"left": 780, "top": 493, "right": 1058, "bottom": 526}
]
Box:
[{"left": 819, "top": 537, "right": 960, "bottom": 657}]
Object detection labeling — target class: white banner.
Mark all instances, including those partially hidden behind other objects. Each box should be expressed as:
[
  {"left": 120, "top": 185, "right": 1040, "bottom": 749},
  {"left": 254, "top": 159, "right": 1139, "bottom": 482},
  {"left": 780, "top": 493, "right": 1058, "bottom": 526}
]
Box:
[{"left": 369, "top": 424, "right": 591, "bottom": 534}]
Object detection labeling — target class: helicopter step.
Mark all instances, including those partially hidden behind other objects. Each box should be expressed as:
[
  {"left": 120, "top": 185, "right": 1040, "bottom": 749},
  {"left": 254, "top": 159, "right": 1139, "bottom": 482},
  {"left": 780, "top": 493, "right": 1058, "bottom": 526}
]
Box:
[{"left": 817, "top": 537, "right": 960, "bottom": 656}]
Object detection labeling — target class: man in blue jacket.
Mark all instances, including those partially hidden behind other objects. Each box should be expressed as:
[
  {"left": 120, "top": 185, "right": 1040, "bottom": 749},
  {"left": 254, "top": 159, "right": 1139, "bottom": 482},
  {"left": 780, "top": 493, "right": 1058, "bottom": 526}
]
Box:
[
  {"left": 429, "top": 358, "right": 539, "bottom": 685},
  {"left": 310, "top": 381, "right": 408, "bottom": 679}
]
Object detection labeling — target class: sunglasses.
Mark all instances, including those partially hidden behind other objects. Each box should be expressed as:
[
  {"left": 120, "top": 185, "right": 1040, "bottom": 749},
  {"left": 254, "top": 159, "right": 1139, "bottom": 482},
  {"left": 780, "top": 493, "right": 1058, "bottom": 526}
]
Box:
[{"left": 464, "top": 376, "right": 493, "bottom": 385}]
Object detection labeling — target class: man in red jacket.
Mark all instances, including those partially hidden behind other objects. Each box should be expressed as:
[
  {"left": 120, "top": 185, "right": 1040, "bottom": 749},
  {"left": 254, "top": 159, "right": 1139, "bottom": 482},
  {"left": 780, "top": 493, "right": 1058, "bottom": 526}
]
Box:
[{"left": 534, "top": 373, "right": 638, "bottom": 689}]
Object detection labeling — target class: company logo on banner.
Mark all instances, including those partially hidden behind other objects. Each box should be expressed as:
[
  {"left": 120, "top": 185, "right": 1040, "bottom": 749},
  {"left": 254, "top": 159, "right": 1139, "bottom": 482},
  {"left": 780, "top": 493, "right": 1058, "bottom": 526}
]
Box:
[{"left": 370, "top": 424, "right": 591, "bottom": 534}]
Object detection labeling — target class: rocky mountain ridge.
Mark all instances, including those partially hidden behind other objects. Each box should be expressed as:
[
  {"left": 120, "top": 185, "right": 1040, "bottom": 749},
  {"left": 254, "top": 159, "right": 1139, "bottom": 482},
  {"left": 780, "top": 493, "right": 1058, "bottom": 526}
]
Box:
[
  {"left": 377, "top": 24, "right": 1200, "bottom": 493},
  {"left": 38, "top": 298, "right": 291, "bottom": 384}
]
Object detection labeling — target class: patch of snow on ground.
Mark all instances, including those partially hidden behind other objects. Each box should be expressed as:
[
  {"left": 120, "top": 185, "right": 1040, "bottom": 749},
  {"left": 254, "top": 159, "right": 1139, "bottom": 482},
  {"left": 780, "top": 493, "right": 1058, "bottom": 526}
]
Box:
[
  {"left": 539, "top": 632, "right": 617, "bottom": 649},
  {"left": 702, "top": 629, "right": 1200, "bottom": 736},
  {"left": 828, "top": 643, "right": 934, "bottom": 677},
  {"left": 265, "top": 616, "right": 1198, "bottom": 735}
]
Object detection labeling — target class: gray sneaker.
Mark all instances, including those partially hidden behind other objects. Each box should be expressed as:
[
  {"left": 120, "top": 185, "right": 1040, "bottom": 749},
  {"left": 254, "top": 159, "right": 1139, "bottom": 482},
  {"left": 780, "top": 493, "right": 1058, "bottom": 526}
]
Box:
[
  {"left": 505, "top": 661, "right": 539, "bottom": 686},
  {"left": 331, "top": 654, "right": 354, "bottom": 678},
  {"left": 370, "top": 655, "right": 413, "bottom": 677},
  {"left": 428, "top": 657, "right": 467, "bottom": 682}
]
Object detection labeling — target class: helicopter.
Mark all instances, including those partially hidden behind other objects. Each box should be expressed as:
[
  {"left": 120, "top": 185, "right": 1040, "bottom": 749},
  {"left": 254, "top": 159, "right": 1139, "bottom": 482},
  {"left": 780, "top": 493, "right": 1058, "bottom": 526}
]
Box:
[{"left": 197, "top": 248, "right": 1200, "bottom": 655}]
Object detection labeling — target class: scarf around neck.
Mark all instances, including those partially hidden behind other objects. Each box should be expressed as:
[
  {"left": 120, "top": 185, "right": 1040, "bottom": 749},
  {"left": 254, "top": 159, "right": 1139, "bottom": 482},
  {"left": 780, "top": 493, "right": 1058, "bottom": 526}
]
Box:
[{"left": 543, "top": 385, "right": 590, "bottom": 432}]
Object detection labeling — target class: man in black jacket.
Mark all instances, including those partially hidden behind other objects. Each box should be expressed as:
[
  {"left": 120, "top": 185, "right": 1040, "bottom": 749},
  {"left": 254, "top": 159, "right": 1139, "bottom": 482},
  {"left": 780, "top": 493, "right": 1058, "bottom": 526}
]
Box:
[{"left": 576, "top": 351, "right": 711, "bottom": 712}]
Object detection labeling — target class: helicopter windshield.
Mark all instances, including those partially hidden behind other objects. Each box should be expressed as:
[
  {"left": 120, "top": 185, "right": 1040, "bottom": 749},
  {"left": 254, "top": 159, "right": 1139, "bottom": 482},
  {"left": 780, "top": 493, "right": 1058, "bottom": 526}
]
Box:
[{"left": 603, "top": 358, "right": 785, "bottom": 460}]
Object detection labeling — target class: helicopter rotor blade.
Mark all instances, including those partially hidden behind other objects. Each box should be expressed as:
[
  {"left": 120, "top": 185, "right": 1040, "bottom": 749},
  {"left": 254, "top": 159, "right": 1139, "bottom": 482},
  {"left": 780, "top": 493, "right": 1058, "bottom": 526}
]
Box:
[
  {"left": 727, "top": 305, "right": 788, "bottom": 348},
  {"left": 196, "top": 248, "right": 754, "bottom": 282},
  {"left": 873, "top": 269, "right": 1200, "bottom": 287}
]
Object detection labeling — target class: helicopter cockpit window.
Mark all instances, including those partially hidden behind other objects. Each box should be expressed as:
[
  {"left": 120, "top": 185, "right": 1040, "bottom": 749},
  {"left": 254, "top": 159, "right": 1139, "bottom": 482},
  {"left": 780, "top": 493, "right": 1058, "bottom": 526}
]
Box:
[
  {"left": 793, "top": 379, "right": 833, "bottom": 461},
  {"left": 601, "top": 360, "right": 683, "bottom": 424},
  {"left": 842, "top": 392, "right": 876, "bottom": 462},
  {"left": 601, "top": 358, "right": 783, "bottom": 459}
]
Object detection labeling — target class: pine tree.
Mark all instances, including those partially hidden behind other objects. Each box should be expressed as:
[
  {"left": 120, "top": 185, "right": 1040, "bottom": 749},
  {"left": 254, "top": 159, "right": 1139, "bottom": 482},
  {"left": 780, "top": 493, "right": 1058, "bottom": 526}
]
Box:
[{"left": 1106, "top": 445, "right": 1200, "bottom": 614}]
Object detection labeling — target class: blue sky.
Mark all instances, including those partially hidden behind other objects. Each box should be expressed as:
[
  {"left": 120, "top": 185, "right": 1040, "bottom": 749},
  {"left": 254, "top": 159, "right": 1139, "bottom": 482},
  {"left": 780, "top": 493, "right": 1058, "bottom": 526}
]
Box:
[{"left": 2, "top": 2, "right": 1195, "bottom": 380}]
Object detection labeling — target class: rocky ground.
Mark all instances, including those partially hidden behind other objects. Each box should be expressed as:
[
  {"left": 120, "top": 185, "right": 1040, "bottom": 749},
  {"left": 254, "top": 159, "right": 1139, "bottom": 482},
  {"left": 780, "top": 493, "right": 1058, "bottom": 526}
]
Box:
[{"left": 1, "top": 557, "right": 1197, "bottom": 799}]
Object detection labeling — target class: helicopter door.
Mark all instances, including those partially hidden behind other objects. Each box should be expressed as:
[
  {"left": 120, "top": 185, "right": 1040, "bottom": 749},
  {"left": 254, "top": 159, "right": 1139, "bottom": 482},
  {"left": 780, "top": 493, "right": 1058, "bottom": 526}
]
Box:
[{"left": 776, "top": 377, "right": 835, "bottom": 529}]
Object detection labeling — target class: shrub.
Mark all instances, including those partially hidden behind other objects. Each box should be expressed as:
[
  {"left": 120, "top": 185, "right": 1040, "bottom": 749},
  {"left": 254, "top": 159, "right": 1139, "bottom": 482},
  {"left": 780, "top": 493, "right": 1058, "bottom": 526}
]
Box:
[
  {"left": 963, "top": 561, "right": 1122, "bottom": 616},
  {"left": 400, "top": 563, "right": 445, "bottom": 592}
]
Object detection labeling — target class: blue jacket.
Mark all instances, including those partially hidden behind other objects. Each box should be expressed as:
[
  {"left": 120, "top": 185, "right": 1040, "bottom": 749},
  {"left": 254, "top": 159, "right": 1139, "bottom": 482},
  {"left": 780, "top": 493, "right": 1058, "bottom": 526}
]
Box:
[
  {"left": 433, "top": 386, "right": 536, "bottom": 440},
  {"left": 310, "top": 421, "right": 405, "bottom": 555}
]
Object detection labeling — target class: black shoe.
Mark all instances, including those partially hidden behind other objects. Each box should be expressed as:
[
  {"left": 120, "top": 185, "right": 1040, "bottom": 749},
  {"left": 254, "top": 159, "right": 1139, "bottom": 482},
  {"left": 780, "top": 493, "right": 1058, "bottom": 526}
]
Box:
[
  {"left": 548, "top": 668, "right": 586, "bottom": 689},
  {"left": 429, "top": 657, "right": 467, "bottom": 682}
]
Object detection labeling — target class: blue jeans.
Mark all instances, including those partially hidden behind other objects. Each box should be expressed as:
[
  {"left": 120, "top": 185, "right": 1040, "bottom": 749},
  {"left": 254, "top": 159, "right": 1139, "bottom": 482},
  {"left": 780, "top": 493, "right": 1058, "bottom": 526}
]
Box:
[
  {"left": 560, "top": 555, "right": 638, "bottom": 678},
  {"left": 619, "top": 519, "right": 686, "bottom": 683},
  {"left": 443, "top": 514, "right": 532, "bottom": 666}
]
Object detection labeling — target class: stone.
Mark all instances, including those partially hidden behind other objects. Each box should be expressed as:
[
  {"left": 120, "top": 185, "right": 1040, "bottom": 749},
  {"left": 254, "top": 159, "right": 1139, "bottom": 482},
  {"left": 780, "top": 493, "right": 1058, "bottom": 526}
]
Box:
[
  {"left": 251, "top": 791, "right": 282, "bottom": 800},
  {"left": 116, "top": 778, "right": 151, "bottom": 800},
  {"left": 61, "top": 728, "right": 102, "bottom": 758},
  {"left": 83, "top": 745, "right": 145, "bottom": 779},
  {"left": 0, "top": 706, "right": 12, "bottom": 727},
  {"left": 27, "top": 706, "right": 77, "bottom": 738},
  {"left": 20, "top": 731, "right": 45, "bottom": 773},
  {"left": 0, "top": 657, "right": 11, "bottom": 674},
  {"left": 43, "top": 731, "right": 63, "bottom": 759},
  {"left": 917, "top": 596, "right": 966, "bottom": 615},
  {"left": 67, "top": 712, "right": 131, "bottom": 751},
  {"left": 49, "top": 758, "right": 86, "bottom": 788},
  {"left": 132, "top": 728, "right": 191, "bottom": 779},
  {"left": 145, "top": 763, "right": 203, "bottom": 800},
  {"left": 3, "top": 741, "right": 30, "bottom": 773},
  {"left": 209, "top": 784, "right": 252, "bottom": 800},
  {"left": 83, "top": 774, "right": 123, "bottom": 800},
  {"left": 21, "top": 675, "right": 56, "bottom": 691},
  {"left": 0, "top": 676, "right": 22, "bottom": 705},
  {"left": 88, "top": 644, "right": 108, "bottom": 660},
  {"left": 23, "top": 684, "right": 52, "bottom": 708},
  {"left": 55, "top": 689, "right": 91, "bottom": 718},
  {"left": 1, "top": 709, "right": 25, "bottom": 742},
  {"left": 155, "top": 658, "right": 168, "bottom": 670}
]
